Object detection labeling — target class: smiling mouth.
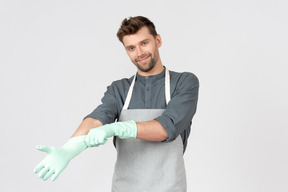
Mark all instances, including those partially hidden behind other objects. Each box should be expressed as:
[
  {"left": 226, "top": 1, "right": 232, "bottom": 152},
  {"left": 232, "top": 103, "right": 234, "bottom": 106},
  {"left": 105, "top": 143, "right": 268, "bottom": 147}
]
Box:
[{"left": 137, "top": 55, "right": 151, "bottom": 63}]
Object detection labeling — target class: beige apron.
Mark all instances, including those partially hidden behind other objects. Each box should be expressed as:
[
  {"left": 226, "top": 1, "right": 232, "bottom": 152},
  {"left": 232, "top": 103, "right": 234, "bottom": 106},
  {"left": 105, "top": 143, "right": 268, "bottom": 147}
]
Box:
[{"left": 112, "top": 69, "right": 187, "bottom": 192}]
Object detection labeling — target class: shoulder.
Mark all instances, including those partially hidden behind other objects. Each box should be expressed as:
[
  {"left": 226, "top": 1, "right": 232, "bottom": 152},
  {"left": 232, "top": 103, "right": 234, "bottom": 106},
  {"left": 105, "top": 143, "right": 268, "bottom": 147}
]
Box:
[
  {"left": 112, "top": 75, "right": 134, "bottom": 87},
  {"left": 169, "top": 70, "right": 199, "bottom": 88},
  {"left": 106, "top": 75, "right": 135, "bottom": 92}
]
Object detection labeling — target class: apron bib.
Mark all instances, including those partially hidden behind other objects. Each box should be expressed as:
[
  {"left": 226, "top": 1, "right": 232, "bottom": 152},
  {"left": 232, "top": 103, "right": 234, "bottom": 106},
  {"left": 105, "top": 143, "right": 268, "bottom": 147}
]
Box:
[{"left": 112, "top": 69, "right": 187, "bottom": 192}]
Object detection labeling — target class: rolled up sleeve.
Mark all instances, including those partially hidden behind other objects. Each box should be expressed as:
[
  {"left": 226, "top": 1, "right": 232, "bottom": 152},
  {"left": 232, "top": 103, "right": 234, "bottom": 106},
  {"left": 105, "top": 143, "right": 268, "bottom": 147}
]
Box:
[
  {"left": 155, "top": 73, "right": 199, "bottom": 142},
  {"left": 84, "top": 82, "right": 119, "bottom": 125}
]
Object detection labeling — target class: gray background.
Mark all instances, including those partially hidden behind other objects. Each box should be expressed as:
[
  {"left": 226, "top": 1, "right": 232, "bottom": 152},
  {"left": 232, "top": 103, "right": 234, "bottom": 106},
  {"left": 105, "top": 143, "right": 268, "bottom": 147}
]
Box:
[{"left": 1, "top": 0, "right": 287, "bottom": 191}]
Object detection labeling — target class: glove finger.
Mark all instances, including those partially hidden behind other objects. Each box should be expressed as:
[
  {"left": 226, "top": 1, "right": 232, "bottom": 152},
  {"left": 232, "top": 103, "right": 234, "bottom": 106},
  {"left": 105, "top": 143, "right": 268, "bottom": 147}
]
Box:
[
  {"left": 96, "top": 138, "right": 107, "bottom": 146},
  {"left": 43, "top": 169, "right": 55, "bottom": 181},
  {"left": 98, "top": 137, "right": 104, "bottom": 144},
  {"left": 83, "top": 135, "right": 89, "bottom": 147},
  {"left": 90, "top": 143, "right": 100, "bottom": 147},
  {"left": 34, "top": 163, "right": 44, "bottom": 173},
  {"left": 36, "top": 145, "right": 52, "bottom": 153},
  {"left": 38, "top": 167, "right": 50, "bottom": 179},
  {"left": 51, "top": 170, "right": 61, "bottom": 181},
  {"left": 90, "top": 137, "right": 96, "bottom": 147},
  {"left": 99, "top": 138, "right": 108, "bottom": 145},
  {"left": 85, "top": 136, "right": 91, "bottom": 147}
]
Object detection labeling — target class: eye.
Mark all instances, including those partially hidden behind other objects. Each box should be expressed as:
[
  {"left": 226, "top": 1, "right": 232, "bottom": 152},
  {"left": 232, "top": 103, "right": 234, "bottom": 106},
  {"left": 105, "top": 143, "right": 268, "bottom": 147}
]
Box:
[
  {"left": 127, "top": 47, "right": 135, "bottom": 51},
  {"left": 142, "top": 41, "right": 148, "bottom": 45}
]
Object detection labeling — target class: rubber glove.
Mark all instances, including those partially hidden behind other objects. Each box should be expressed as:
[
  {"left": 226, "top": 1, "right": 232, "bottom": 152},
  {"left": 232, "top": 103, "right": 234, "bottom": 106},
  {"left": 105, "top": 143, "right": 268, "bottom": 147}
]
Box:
[
  {"left": 34, "top": 135, "right": 87, "bottom": 181},
  {"left": 85, "top": 120, "right": 137, "bottom": 147}
]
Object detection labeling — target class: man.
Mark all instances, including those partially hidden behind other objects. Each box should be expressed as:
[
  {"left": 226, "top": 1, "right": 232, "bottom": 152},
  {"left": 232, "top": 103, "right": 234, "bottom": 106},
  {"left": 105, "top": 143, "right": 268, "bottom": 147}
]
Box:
[{"left": 34, "top": 16, "right": 199, "bottom": 191}]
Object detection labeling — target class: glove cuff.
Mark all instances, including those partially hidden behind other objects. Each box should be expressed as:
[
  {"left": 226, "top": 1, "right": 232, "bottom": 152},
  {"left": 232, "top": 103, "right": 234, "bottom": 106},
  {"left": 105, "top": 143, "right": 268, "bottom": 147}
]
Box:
[
  {"left": 114, "top": 120, "right": 137, "bottom": 139},
  {"left": 62, "top": 135, "right": 88, "bottom": 157}
]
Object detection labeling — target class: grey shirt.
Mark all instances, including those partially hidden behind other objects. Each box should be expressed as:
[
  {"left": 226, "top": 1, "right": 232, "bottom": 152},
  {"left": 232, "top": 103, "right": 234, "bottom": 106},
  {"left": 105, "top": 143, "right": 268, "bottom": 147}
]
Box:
[{"left": 85, "top": 67, "right": 199, "bottom": 153}]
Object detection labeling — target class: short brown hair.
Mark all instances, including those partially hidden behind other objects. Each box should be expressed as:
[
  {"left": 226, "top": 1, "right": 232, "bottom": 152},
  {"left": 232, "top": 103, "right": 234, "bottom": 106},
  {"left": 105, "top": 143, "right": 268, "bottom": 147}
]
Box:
[{"left": 117, "top": 16, "right": 158, "bottom": 43}]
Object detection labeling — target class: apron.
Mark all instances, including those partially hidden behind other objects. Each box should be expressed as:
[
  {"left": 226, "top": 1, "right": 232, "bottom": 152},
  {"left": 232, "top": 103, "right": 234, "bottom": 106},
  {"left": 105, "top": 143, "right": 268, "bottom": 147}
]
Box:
[{"left": 111, "top": 68, "right": 187, "bottom": 192}]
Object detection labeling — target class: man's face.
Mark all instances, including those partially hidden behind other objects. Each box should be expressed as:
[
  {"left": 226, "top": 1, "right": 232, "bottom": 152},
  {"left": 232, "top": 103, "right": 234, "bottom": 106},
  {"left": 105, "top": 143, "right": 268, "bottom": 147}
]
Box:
[{"left": 122, "top": 27, "right": 162, "bottom": 73}]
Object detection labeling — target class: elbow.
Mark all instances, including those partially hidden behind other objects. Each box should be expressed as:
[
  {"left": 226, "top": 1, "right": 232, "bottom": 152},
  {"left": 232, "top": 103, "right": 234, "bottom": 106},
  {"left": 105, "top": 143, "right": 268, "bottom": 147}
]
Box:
[{"left": 160, "top": 130, "right": 169, "bottom": 141}]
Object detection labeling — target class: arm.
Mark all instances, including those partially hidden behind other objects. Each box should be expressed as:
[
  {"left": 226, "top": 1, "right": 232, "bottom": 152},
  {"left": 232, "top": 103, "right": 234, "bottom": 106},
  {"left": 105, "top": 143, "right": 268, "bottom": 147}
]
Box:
[
  {"left": 85, "top": 119, "right": 169, "bottom": 147},
  {"left": 136, "top": 120, "right": 168, "bottom": 141},
  {"left": 72, "top": 117, "right": 103, "bottom": 137},
  {"left": 155, "top": 73, "right": 199, "bottom": 143},
  {"left": 75, "top": 117, "right": 168, "bottom": 141}
]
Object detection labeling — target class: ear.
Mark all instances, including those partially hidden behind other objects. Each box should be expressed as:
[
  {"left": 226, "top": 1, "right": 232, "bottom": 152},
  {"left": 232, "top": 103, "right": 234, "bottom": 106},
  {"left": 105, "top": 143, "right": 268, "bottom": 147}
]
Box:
[{"left": 156, "top": 34, "right": 162, "bottom": 48}]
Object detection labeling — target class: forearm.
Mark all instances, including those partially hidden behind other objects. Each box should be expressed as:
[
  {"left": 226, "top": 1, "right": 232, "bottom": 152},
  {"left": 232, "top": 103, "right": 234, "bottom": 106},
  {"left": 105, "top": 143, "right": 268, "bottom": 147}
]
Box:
[
  {"left": 72, "top": 117, "right": 103, "bottom": 137},
  {"left": 136, "top": 120, "right": 168, "bottom": 141}
]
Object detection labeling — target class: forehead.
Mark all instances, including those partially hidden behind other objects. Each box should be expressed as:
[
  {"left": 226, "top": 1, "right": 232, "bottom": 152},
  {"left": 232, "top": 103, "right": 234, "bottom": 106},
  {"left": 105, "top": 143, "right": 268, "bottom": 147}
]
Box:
[{"left": 122, "top": 27, "right": 154, "bottom": 46}]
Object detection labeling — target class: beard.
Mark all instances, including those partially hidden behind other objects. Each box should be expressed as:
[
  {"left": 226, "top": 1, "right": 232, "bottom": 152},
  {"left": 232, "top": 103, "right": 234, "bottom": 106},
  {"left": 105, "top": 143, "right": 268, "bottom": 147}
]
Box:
[{"left": 134, "top": 53, "right": 158, "bottom": 73}]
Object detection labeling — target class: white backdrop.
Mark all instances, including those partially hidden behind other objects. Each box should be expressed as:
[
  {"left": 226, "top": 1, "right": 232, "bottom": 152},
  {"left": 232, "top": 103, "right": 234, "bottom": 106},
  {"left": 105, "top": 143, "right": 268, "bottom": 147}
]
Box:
[{"left": 1, "top": 0, "right": 287, "bottom": 191}]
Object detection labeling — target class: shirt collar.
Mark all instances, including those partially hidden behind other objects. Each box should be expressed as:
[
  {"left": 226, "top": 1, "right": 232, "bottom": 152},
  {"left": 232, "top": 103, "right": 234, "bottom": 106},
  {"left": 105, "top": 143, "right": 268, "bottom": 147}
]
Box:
[{"left": 136, "top": 66, "right": 166, "bottom": 83}]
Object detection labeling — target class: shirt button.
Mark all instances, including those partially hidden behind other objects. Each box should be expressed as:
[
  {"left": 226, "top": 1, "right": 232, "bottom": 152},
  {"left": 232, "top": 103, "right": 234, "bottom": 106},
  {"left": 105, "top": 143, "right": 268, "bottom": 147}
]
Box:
[
  {"left": 145, "top": 76, "right": 149, "bottom": 79},
  {"left": 147, "top": 88, "right": 150, "bottom": 91}
]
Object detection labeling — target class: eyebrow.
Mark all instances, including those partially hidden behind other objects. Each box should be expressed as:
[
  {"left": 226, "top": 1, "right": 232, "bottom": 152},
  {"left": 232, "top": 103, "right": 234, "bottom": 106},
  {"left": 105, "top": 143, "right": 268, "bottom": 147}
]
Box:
[{"left": 125, "top": 39, "right": 150, "bottom": 49}]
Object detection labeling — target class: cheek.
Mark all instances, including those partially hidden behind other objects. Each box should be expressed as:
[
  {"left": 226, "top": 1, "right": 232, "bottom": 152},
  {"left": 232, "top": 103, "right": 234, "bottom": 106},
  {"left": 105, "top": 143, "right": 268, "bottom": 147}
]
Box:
[
  {"left": 126, "top": 51, "right": 133, "bottom": 58},
  {"left": 149, "top": 47, "right": 157, "bottom": 57},
  {"left": 127, "top": 52, "right": 136, "bottom": 61},
  {"left": 148, "top": 44, "right": 157, "bottom": 54}
]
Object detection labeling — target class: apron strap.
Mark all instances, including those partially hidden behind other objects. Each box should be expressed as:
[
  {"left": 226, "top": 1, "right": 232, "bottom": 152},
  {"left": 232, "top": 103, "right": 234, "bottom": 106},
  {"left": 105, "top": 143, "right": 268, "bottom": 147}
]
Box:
[
  {"left": 122, "top": 74, "right": 136, "bottom": 110},
  {"left": 123, "top": 68, "right": 170, "bottom": 110},
  {"left": 165, "top": 68, "right": 171, "bottom": 105}
]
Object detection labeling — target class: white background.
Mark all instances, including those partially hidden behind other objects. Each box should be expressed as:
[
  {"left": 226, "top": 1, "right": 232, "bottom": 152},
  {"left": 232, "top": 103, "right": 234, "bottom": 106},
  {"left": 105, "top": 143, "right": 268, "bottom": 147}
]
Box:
[{"left": 1, "top": 0, "right": 287, "bottom": 191}]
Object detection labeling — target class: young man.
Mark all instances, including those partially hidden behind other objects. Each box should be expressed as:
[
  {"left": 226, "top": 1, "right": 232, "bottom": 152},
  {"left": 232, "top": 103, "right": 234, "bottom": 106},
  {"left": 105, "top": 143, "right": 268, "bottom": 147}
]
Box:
[{"left": 34, "top": 16, "right": 199, "bottom": 191}]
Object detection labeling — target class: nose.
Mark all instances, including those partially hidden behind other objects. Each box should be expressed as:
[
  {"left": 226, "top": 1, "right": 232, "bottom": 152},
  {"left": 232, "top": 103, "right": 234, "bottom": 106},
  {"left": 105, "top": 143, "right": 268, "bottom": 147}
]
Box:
[{"left": 136, "top": 46, "right": 144, "bottom": 57}]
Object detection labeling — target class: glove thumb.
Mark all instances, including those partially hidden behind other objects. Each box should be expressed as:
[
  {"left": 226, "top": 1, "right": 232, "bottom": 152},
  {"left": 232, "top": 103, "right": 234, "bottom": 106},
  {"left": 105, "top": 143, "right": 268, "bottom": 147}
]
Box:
[{"left": 36, "top": 145, "right": 52, "bottom": 153}]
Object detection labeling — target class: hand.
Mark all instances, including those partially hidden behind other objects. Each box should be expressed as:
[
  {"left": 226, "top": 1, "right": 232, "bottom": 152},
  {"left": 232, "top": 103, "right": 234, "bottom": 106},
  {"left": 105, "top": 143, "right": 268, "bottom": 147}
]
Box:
[
  {"left": 84, "top": 126, "right": 111, "bottom": 147},
  {"left": 34, "top": 145, "right": 72, "bottom": 181},
  {"left": 85, "top": 120, "right": 137, "bottom": 147},
  {"left": 34, "top": 136, "right": 87, "bottom": 181}
]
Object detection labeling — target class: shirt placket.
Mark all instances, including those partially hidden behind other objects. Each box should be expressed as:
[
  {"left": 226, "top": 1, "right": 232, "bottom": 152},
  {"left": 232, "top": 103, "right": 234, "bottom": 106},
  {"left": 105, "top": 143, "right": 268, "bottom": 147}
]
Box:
[{"left": 145, "top": 76, "right": 152, "bottom": 109}]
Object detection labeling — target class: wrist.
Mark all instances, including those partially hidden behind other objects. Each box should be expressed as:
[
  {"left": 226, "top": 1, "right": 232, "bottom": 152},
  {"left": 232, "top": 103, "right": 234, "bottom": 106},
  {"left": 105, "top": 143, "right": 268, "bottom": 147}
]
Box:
[{"left": 63, "top": 136, "right": 87, "bottom": 157}]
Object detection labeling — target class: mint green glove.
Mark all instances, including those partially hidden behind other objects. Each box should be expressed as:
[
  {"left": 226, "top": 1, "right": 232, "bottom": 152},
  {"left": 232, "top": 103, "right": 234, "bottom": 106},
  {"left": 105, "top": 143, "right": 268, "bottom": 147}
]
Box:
[
  {"left": 85, "top": 120, "right": 137, "bottom": 147},
  {"left": 34, "top": 135, "right": 87, "bottom": 181}
]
